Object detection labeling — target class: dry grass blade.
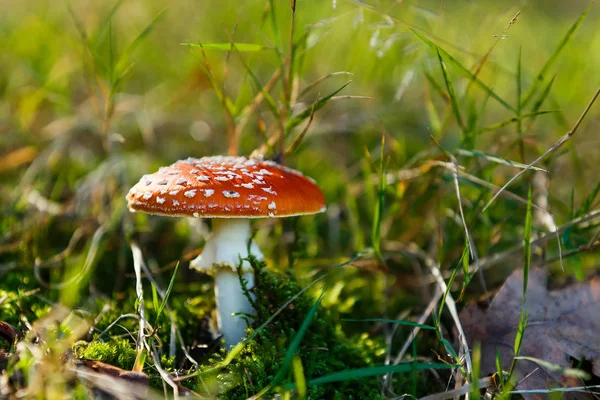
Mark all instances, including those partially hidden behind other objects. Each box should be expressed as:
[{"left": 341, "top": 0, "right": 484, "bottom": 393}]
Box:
[
  {"left": 285, "top": 98, "right": 317, "bottom": 156},
  {"left": 482, "top": 86, "right": 600, "bottom": 272},
  {"left": 235, "top": 68, "right": 282, "bottom": 140},
  {"left": 393, "top": 289, "right": 442, "bottom": 365},
  {"left": 430, "top": 136, "right": 486, "bottom": 298},
  {"left": 382, "top": 288, "right": 443, "bottom": 393},
  {"left": 130, "top": 242, "right": 180, "bottom": 398},
  {"left": 401, "top": 244, "right": 473, "bottom": 391},
  {"left": 472, "top": 208, "right": 600, "bottom": 273},
  {"left": 416, "top": 377, "right": 492, "bottom": 400},
  {"left": 297, "top": 71, "right": 353, "bottom": 100},
  {"left": 483, "top": 86, "right": 600, "bottom": 213}
]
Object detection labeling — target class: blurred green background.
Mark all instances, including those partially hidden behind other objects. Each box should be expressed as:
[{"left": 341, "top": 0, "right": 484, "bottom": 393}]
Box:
[{"left": 1, "top": 0, "right": 600, "bottom": 396}]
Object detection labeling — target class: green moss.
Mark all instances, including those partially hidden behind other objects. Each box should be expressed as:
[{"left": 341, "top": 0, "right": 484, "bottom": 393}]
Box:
[
  {"left": 74, "top": 338, "right": 137, "bottom": 370},
  {"left": 197, "top": 257, "right": 386, "bottom": 399},
  {"left": 73, "top": 337, "right": 176, "bottom": 389}
]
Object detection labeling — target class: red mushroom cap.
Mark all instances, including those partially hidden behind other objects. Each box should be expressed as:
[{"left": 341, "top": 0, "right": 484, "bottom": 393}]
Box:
[{"left": 126, "top": 156, "right": 326, "bottom": 218}]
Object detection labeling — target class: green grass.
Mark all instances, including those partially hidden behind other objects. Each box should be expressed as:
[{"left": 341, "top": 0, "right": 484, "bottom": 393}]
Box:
[{"left": 2, "top": 0, "right": 600, "bottom": 398}]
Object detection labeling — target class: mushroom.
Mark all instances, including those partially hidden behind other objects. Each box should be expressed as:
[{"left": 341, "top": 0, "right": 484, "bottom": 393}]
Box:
[{"left": 126, "top": 156, "right": 326, "bottom": 345}]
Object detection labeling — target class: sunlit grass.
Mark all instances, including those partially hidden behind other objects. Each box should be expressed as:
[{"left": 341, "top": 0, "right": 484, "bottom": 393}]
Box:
[{"left": 2, "top": 0, "right": 600, "bottom": 398}]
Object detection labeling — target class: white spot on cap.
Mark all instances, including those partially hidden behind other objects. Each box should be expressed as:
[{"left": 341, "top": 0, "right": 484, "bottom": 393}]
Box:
[
  {"left": 268, "top": 212, "right": 275, "bottom": 217},
  {"left": 167, "top": 170, "right": 181, "bottom": 175},
  {"left": 262, "top": 187, "right": 277, "bottom": 195},
  {"left": 157, "top": 179, "right": 168, "bottom": 185},
  {"left": 193, "top": 212, "right": 200, "bottom": 218},
  {"left": 197, "top": 175, "right": 210, "bottom": 181},
  {"left": 214, "top": 176, "right": 229, "bottom": 181},
  {"left": 173, "top": 200, "right": 180, "bottom": 206},
  {"left": 204, "top": 189, "right": 215, "bottom": 197},
  {"left": 268, "top": 201, "right": 276, "bottom": 210},
  {"left": 248, "top": 195, "right": 268, "bottom": 201},
  {"left": 142, "top": 192, "right": 152, "bottom": 200},
  {"left": 253, "top": 179, "right": 265, "bottom": 185},
  {"left": 169, "top": 190, "right": 180, "bottom": 196},
  {"left": 144, "top": 179, "right": 153, "bottom": 186},
  {"left": 241, "top": 183, "right": 254, "bottom": 189},
  {"left": 190, "top": 169, "right": 199, "bottom": 174},
  {"left": 184, "top": 189, "right": 197, "bottom": 198},
  {"left": 156, "top": 197, "right": 166, "bottom": 204},
  {"left": 223, "top": 190, "right": 240, "bottom": 198},
  {"left": 176, "top": 178, "right": 187, "bottom": 185}
]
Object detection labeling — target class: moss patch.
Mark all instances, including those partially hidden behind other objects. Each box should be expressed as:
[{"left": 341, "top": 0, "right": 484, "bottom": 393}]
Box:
[{"left": 195, "top": 257, "right": 386, "bottom": 399}]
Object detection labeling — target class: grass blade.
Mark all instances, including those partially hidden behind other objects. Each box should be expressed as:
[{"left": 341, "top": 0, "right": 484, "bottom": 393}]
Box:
[
  {"left": 438, "top": 241, "right": 469, "bottom": 321},
  {"left": 436, "top": 48, "right": 466, "bottom": 134},
  {"left": 371, "top": 135, "right": 386, "bottom": 261},
  {"left": 508, "top": 187, "right": 533, "bottom": 380},
  {"left": 515, "top": 356, "right": 591, "bottom": 379},
  {"left": 521, "top": 3, "right": 591, "bottom": 108},
  {"left": 516, "top": 46, "right": 524, "bottom": 161},
  {"left": 156, "top": 262, "right": 179, "bottom": 320},
  {"left": 457, "top": 149, "right": 548, "bottom": 171},
  {"left": 479, "top": 110, "right": 558, "bottom": 133},
  {"left": 125, "top": 8, "right": 167, "bottom": 56},
  {"left": 285, "top": 81, "right": 351, "bottom": 131},
  {"left": 308, "top": 362, "right": 457, "bottom": 386},
  {"left": 181, "top": 42, "right": 269, "bottom": 52},
  {"left": 298, "top": 71, "right": 353, "bottom": 100},
  {"left": 525, "top": 75, "right": 556, "bottom": 132},
  {"left": 94, "top": 0, "right": 125, "bottom": 50},
  {"left": 251, "top": 290, "right": 326, "bottom": 398},
  {"left": 232, "top": 46, "right": 280, "bottom": 120},
  {"left": 283, "top": 362, "right": 457, "bottom": 390},
  {"left": 412, "top": 29, "right": 515, "bottom": 112},
  {"left": 342, "top": 318, "right": 436, "bottom": 330}
]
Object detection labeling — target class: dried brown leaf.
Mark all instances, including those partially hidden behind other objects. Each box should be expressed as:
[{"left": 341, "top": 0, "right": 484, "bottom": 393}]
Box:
[{"left": 460, "top": 268, "right": 600, "bottom": 394}]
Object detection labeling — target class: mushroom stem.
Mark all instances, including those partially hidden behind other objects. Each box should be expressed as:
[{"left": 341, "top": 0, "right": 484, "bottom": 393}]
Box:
[
  {"left": 213, "top": 269, "right": 255, "bottom": 345},
  {"left": 190, "top": 218, "right": 263, "bottom": 345}
]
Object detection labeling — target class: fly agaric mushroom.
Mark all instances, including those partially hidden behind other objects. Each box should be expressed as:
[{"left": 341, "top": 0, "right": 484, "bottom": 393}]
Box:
[{"left": 126, "top": 156, "right": 326, "bottom": 345}]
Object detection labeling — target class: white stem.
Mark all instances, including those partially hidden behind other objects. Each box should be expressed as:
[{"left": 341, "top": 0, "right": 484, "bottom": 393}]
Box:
[
  {"left": 214, "top": 270, "right": 255, "bottom": 345},
  {"left": 191, "top": 219, "right": 263, "bottom": 270},
  {"left": 190, "top": 218, "right": 263, "bottom": 346}
]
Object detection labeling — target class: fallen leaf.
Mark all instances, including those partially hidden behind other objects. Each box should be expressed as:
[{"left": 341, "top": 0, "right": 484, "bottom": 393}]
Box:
[
  {"left": 460, "top": 268, "right": 600, "bottom": 395},
  {"left": 0, "top": 322, "right": 22, "bottom": 346}
]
